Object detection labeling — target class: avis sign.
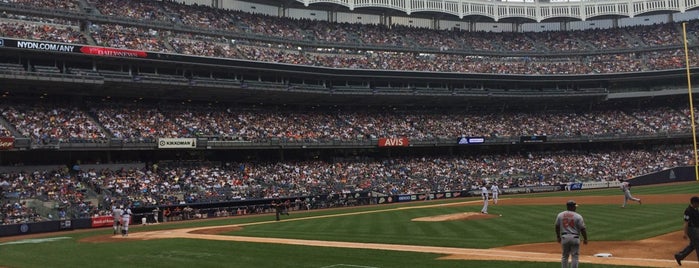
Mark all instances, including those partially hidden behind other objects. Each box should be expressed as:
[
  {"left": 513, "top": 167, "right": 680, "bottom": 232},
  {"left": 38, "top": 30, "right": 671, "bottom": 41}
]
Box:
[{"left": 378, "top": 137, "right": 409, "bottom": 147}]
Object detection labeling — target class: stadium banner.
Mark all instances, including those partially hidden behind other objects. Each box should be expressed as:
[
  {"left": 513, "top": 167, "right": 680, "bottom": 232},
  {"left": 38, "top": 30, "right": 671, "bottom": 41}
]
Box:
[
  {"left": 428, "top": 191, "right": 464, "bottom": 200},
  {"left": 396, "top": 195, "right": 413, "bottom": 202},
  {"left": 0, "top": 220, "right": 64, "bottom": 236},
  {"left": 378, "top": 190, "right": 465, "bottom": 204},
  {"left": 520, "top": 135, "right": 547, "bottom": 143},
  {"left": 0, "top": 137, "right": 14, "bottom": 150},
  {"left": 582, "top": 181, "right": 620, "bottom": 189},
  {"left": 378, "top": 137, "right": 409, "bottom": 147},
  {"left": 59, "top": 219, "right": 73, "bottom": 230},
  {"left": 91, "top": 215, "right": 113, "bottom": 228},
  {"left": 158, "top": 138, "right": 197, "bottom": 148},
  {"left": 498, "top": 185, "right": 560, "bottom": 195},
  {"left": 375, "top": 196, "right": 396, "bottom": 204},
  {"left": 456, "top": 136, "right": 485, "bottom": 145},
  {"left": 0, "top": 37, "right": 148, "bottom": 58},
  {"left": 570, "top": 182, "right": 583, "bottom": 190}
]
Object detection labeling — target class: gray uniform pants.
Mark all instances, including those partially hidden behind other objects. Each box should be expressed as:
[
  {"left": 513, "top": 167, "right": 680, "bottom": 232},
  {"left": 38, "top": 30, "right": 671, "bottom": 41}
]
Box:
[
  {"left": 481, "top": 197, "right": 488, "bottom": 213},
  {"left": 561, "top": 234, "right": 581, "bottom": 268},
  {"left": 623, "top": 190, "right": 640, "bottom": 207}
]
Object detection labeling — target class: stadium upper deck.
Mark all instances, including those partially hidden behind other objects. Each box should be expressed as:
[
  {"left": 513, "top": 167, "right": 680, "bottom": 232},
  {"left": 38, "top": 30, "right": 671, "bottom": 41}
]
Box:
[
  {"left": 286, "top": 0, "right": 699, "bottom": 21},
  {"left": 0, "top": 0, "right": 697, "bottom": 106},
  {"left": 0, "top": 0, "right": 696, "bottom": 80}
]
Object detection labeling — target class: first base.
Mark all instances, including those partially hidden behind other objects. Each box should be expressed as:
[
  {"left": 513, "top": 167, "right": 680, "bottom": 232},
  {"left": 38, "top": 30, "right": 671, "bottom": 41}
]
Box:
[{"left": 594, "top": 253, "right": 612, "bottom": 258}]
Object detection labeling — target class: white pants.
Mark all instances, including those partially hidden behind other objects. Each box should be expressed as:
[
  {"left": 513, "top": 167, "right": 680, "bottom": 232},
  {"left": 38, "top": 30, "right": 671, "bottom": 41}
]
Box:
[
  {"left": 122, "top": 217, "right": 130, "bottom": 233},
  {"left": 623, "top": 190, "right": 640, "bottom": 207},
  {"left": 481, "top": 197, "right": 489, "bottom": 213}
]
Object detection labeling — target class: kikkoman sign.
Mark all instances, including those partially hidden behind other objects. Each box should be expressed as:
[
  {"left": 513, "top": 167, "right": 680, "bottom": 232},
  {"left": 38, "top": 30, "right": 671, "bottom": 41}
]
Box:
[{"left": 157, "top": 138, "right": 197, "bottom": 149}]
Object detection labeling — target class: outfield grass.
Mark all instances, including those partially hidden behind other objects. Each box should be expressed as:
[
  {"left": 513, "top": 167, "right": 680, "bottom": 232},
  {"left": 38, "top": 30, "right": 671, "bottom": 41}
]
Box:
[
  {"left": 0, "top": 182, "right": 696, "bottom": 268},
  {"left": 230, "top": 202, "right": 681, "bottom": 247}
]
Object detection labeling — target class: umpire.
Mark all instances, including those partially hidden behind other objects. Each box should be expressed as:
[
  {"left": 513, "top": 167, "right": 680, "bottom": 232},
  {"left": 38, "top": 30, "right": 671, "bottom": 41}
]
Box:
[
  {"left": 271, "top": 198, "right": 283, "bottom": 221},
  {"left": 674, "top": 196, "right": 699, "bottom": 266}
]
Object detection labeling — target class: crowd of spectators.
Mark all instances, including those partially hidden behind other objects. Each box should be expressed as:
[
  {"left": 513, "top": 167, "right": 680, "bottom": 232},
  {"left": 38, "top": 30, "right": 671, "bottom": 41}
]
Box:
[
  {"left": 82, "top": 0, "right": 692, "bottom": 51},
  {"left": 0, "top": 144, "right": 692, "bottom": 224},
  {"left": 0, "top": 97, "right": 692, "bottom": 223},
  {"left": 2, "top": 0, "right": 80, "bottom": 11},
  {"left": 1, "top": 0, "right": 699, "bottom": 225},
  {"left": 0, "top": 167, "right": 95, "bottom": 224},
  {"left": 1, "top": 104, "right": 109, "bottom": 144},
  {"left": 0, "top": 12, "right": 78, "bottom": 26},
  {"left": 0, "top": 124, "right": 11, "bottom": 137},
  {"left": 0, "top": 200, "right": 41, "bottom": 225},
  {"left": 90, "top": 101, "right": 187, "bottom": 142},
  {"left": 0, "top": 1, "right": 697, "bottom": 75},
  {"left": 90, "top": 23, "right": 171, "bottom": 52},
  {"left": 91, "top": 0, "right": 690, "bottom": 52},
  {"left": 0, "top": 99, "right": 692, "bottom": 143},
  {"left": 0, "top": 17, "right": 84, "bottom": 44},
  {"left": 87, "top": 0, "right": 174, "bottom": 22}
]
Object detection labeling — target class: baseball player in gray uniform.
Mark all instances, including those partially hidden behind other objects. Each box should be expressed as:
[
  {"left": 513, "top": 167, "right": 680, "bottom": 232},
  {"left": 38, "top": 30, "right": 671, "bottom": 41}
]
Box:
[
  {"left": 121, "top": 207, "right": 132, "bottom": 237},
  {"left": 112, "top": 204, "right": 123, "bottom": 235},
  {"left": 480, "top": 184, "right": 489, "bottom": 214},
  {"left": 620, "top": 179, "right": 641, "bottom": 208},
  {"left": 555, "top": 200, "right": 588, "bottom": 268}
]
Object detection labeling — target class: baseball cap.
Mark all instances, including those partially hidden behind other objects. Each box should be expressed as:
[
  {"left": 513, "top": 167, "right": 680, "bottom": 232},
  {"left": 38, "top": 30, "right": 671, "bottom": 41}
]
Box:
[{"left": 566, "top": 200, "right": 577, "bottom": 207}]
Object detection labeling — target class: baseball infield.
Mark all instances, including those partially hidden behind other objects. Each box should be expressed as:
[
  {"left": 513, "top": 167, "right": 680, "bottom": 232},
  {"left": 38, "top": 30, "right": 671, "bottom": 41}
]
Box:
[{"left": 70, "top": 194, "right": 697, "bottom": 267}]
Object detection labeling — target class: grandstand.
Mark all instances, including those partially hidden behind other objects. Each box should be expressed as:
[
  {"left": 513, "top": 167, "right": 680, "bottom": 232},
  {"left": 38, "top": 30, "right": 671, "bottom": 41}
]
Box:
[{"left": 0, "top": 0, "right": 697, "bottom": 235}]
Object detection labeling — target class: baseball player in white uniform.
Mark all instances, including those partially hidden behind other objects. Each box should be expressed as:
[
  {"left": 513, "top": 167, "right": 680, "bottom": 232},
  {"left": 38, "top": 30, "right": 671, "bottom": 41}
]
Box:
[
  {"left": 480, "top": 184, "right": 489, "bottom": 214},
  {"left": 620, "top": 179, "right": 641, "bottom": 208},
  {"left": 555, "top": 200, "right": 588, "bottom": 268},
  {"left": 112, "top": 204, "right": 123, "bottom": 235},
  {"left": 490, "top": 183, "right": 500, "bottom": 205},
  {"left": 121, "top": 207, "right": 132, "bottom": 237}
]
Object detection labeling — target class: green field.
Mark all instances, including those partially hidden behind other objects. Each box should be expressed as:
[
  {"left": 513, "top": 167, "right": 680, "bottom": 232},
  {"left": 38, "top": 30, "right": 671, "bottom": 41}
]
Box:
[{"left": 0, "top": 182, "right": 697, "bottom": 268}]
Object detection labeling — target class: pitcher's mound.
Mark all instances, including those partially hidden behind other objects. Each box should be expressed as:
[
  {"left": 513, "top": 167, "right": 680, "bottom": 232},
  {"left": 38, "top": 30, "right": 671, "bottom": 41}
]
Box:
[{"left": 412, "top": 212, "right": 498, "bottom": 222}]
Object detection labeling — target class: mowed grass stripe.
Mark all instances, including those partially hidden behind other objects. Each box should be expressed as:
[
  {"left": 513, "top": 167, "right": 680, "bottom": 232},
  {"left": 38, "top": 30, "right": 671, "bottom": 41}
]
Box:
[
  {"left": 577, "top": 203, "right": 681, "bottom": 241},
  {"left": 233, "top": 202, "right": 686, "bottom": 249}
]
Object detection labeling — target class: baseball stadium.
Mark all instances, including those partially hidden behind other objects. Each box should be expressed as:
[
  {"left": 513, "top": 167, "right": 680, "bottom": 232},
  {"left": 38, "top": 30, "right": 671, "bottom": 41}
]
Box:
[{"left": 0, "top": 0, "right": 699, "bottom": 267}]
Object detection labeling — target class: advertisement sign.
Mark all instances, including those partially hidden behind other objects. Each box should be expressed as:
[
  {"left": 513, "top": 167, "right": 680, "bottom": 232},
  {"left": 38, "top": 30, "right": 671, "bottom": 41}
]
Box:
[
  {"left": 378, "top": 137, "right": 409, "bottom": 147},
  {"left": 0, "top": 137, "right": 14, "bottom": 150},
  {"left": 397, "top": 195, "right": 412, "bottom": 202},
  {"left": 16, "top": 40, "right": 78, "bottom": 52},
  {"left": 457, "top": 137, "right": 485, "bottom": 145},
  {"left": 1, "top": 38, "right": 148, "bottom": 58},
  {"left": 520, "top": 135, "right": 547, "bottom": 143},
  {"left": 79, "top": 46, "right": 147, "bottom": 58},
  {"left": 91, "top": 215, "right": 113, "bottom": 228},
  {"left": 60, "top": 220, "right": 72, "bottom": 230},
  {"left": 158, "top": 138, "right": 197, "bottom": 148},
  {"left": 90, "top": 215, "right": 132, "bottom": 228}
]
